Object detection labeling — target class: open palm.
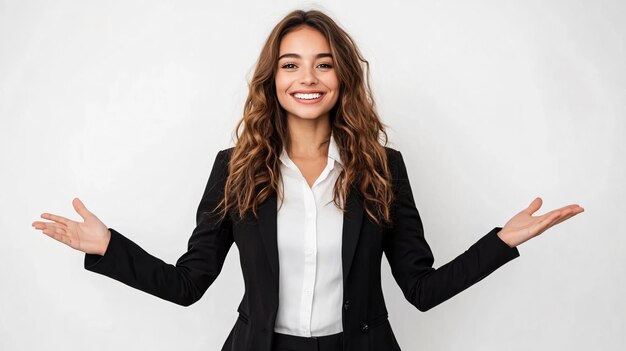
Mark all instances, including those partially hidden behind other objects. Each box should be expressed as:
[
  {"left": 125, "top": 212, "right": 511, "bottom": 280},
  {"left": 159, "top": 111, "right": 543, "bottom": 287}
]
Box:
[
  {"left": 32, "top": 197, "right": 111, "bottom": 255},
  {"left": 498, "top": 197, "right": 584, "bottom": 248}
]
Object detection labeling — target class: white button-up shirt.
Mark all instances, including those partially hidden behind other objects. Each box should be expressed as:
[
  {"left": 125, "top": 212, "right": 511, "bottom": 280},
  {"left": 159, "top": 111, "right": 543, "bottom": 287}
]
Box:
[{"left": 273, "top": 132, "right": 345, "bottom": 337}]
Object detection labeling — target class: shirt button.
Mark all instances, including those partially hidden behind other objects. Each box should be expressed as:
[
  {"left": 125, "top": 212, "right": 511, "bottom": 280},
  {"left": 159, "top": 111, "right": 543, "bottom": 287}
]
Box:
[
  {"left": 343, "top": 300, "right": 350, "bottom": 311},
  {"left": 361, "top": 322, "right": 369, "bottom": 333}
]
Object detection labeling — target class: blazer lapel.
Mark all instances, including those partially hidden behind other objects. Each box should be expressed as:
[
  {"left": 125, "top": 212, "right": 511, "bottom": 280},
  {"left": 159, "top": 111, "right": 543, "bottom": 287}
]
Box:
[
  {"left": 256, "top": 188, "right": 364, "bottom": 287},
  {"left": 258, "top": 191, "right": 279, "bottom": 279},
  {"left": 341, "top": 188, "right": 364, "bottom": 286}
]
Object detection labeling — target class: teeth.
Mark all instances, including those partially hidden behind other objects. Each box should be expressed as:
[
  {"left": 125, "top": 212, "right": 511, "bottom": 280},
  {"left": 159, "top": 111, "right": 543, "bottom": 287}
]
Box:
[{"left": 294, "top": 92, "right": 322, "bottom": 100}]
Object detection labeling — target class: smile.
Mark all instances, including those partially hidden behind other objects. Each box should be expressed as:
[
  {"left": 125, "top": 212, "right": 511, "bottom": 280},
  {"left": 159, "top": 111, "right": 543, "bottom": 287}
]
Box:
[{"left": 291, "top": 92, "right": 325, "bottom": 104}]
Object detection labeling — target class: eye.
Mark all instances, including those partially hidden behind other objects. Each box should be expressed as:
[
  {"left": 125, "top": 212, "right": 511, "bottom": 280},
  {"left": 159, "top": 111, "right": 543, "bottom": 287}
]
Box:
[{"left": 280, "top": 63, "right": 334, "bottom": 69}]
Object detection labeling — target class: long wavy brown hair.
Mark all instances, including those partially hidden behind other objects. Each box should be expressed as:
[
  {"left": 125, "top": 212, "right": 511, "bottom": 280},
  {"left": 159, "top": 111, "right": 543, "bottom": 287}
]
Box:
[{"left": 212, "top": 9, "right": 395, "bottom": 226}]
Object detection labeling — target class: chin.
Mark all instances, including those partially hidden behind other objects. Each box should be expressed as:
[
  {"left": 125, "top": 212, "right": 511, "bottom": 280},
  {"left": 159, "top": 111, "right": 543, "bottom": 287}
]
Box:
[{"left": 288, "top": 110, "right": 330, "bottom": 120}]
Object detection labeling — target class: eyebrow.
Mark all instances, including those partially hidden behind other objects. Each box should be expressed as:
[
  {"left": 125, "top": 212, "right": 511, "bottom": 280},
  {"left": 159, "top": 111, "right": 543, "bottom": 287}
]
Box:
[{"left": 278, "top": 53, "right": 333, "bottom": 61}]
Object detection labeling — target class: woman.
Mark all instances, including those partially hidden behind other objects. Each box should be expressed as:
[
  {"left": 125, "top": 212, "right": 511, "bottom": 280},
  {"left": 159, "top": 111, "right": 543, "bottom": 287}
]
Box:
[{"left": 32, "top": 9, "right": 584, "bottom": 351}]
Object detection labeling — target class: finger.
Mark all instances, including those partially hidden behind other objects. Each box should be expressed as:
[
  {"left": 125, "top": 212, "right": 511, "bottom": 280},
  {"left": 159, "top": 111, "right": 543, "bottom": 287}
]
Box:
[
  {"left": 551, "top": 213, "right": 575, "bottom": 227},
  {"left": 523, "top": 197, "right": 543, "bottom": 216},
  {"left": 551, "top": 207, "right": 584, "bottom": 227},
  {"left": 533, "top": 210, "right": 561, "bottom": 235},
  {"left": 41, "top": 225, "right": 69, "bottom": 243},
  {"left": 539, "top": 205, "right": 582, "bottom": 222},
  {"left": 553, "top": 204, "right": 582, "bottom": 213},
  {"left": 33, "top": 220, "right": 66, "bottom": 228},
  {"left": 32, "top": 221, "right": 47, "bottom": 229},
  {"left": 543, "top": 209, "right": 571, "bottom": 231},
  {"left": 36, "top": 222, "right": 68, "bottom": 235},
  {"left": 72, "top": 197, "right": 93, "bottom": 221},
  {"left": 40, "top": 213, "right": 71, "bottom": 226},
  {"left": 32, "top": 221, "right": 46, "bottom": 228}
]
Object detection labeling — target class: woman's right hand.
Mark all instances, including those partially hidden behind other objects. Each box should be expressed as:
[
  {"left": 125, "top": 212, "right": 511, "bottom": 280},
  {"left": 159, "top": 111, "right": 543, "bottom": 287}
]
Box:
[{"left": 32, "top": 197, "right": 111, "bottom": 256}]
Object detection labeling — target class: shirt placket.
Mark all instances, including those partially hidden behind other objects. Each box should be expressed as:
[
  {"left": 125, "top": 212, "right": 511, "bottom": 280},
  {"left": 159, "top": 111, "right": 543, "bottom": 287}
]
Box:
[{"left": 299, "top": 180, "right": 317, "bottom": 336}]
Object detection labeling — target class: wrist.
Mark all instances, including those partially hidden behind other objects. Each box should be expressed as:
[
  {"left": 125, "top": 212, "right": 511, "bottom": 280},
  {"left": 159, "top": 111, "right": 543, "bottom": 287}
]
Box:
[
  {"left": 99, "top": 229, "right": 111, "bottom": 256},
  {"left": 497, "top": 229, "right": 517, "bottom": 248}
]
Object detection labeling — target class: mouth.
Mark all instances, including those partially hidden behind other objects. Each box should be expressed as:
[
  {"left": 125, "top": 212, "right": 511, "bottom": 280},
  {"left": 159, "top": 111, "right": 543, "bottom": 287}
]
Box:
[{"left": 290, "top": 92, "right": 325, "bottom": 104}]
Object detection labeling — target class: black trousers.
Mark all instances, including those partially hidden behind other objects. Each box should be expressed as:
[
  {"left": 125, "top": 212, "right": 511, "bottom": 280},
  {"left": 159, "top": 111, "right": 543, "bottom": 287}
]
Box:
[{"left": 271, "top": 332, "right": 343, "bottom": 351}]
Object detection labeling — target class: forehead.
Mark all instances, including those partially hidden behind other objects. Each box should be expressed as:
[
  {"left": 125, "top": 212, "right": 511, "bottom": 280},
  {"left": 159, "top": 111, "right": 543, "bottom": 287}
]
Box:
[{"left": 279, "top": 26, "right": 331, "bottom": 55}]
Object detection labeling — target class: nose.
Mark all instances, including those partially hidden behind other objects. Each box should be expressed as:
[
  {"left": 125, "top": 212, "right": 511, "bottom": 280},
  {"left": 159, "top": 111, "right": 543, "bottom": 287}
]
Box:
[{"left": 300, "top": 65, "right": 318, "bottom": 85}]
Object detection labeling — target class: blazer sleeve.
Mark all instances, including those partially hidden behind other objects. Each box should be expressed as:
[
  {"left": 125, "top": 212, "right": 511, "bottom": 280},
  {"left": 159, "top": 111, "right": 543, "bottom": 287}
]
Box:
[
  {"left": 83, "top": 149, "right": 234, "bottom": 307},
  {"left": 383, "top": 150, "right": 520, "bottom": 312}
]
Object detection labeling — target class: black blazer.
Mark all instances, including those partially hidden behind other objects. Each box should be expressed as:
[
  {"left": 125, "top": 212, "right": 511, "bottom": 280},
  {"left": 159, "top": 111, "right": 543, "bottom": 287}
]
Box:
[{"left": 84, "top": 146, "right": 520, "bottom": 351}]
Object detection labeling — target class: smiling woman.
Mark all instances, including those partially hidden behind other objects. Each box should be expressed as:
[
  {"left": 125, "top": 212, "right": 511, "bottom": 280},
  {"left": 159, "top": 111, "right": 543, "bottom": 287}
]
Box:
[
  {"left": 275, "top": 28, "right": 339, "bottom": 113},
  {"left": 219, "top": 9, "right": 397, "bottom": 228},
  {"left": 31, "top": 8, "right": 584, "bottom": 351}
]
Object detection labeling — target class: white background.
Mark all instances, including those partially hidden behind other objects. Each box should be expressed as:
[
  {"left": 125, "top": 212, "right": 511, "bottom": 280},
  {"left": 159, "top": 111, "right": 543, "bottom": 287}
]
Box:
[{"left": 1, "top": 0, "right": 624, "bottom": 350}]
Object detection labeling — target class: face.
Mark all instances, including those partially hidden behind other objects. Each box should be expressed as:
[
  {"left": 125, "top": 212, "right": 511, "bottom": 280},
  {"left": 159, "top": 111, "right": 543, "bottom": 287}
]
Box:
[{"left": 275, "top": 26, "right": 340, "bottom": 124}]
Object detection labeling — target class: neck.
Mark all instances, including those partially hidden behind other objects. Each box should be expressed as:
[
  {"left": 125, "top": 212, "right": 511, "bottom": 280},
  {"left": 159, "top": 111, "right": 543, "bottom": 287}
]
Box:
[{"left": 285, "top": 114, "right": 331, "bottom": 160}]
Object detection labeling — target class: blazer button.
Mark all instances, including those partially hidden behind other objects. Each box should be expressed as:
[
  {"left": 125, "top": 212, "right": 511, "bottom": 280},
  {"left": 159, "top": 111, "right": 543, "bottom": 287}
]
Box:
[
  {"left": 361, "top": 322, "right": 369, "bottom": 333},
  {"left": 343, "top": 300, "right": 350, "bottom": 311}
]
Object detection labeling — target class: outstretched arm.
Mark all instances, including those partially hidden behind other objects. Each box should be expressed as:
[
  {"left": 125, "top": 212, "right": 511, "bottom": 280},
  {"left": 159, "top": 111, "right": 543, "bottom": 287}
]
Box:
[
  {"left": 383, "top": 150, "right": 583, "bottom": 312},
  {"left": 32, "top": 150, "right": 234, "bottom": 306},
  {"left": 497, "top": 197, "right": 583, "bottom": 248}
]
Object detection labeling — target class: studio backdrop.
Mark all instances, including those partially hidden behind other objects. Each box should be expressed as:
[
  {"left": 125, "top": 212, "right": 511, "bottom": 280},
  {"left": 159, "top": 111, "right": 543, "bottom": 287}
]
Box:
[{"left": 1, "top": 0, "right": 624, "bottom": 350}]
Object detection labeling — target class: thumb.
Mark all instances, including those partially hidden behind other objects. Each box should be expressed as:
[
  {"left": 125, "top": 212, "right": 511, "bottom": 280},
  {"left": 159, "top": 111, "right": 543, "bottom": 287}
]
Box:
[
  {"left": 72, "top": 197, "right": 93, "bottom": 220},
  {"left": 522, "top": 197, "right": 543, "bottom": 216}
]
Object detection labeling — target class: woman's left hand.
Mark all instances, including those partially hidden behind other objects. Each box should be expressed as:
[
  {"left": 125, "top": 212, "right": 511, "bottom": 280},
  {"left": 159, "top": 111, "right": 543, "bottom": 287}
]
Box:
[{"left": 497, "top": 197, "right": 584, "bottom": 248}]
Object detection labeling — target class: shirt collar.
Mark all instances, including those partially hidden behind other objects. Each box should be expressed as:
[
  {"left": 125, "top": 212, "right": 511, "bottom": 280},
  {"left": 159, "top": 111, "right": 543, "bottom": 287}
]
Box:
[{"left": 279, "top": 131, "right": 343, "bottom": 168}]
